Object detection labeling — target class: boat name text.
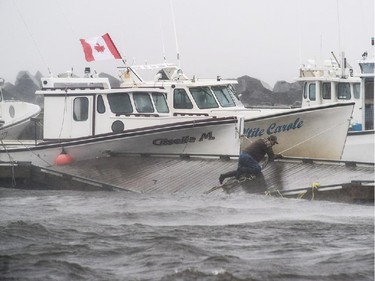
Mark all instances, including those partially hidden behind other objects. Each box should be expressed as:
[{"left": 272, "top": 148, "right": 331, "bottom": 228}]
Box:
[
  {"left": 153, "top": 132, "right": 215, "bottom": 145},
  {"left": 244, "top": 118, "right": 304, "bottom": 138}
]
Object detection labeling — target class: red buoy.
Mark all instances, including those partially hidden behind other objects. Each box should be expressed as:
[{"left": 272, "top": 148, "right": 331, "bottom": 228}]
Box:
[{"left": 54, "top": 149, "right": 73, "bottom": 166}]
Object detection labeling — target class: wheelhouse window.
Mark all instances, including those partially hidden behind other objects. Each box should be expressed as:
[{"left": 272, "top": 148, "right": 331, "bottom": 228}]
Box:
[
  {"left": 364, "top": 80, "right": 374, "bottom": 130},
  {"left": 211, "top": 86, "right": 236, "bottom": 107},
  {"left": 108, "top": 93, "right": 133, "bottom": 114},
  {"left": 190, "top": 86, "right": 219, "bottom": 109},
  {"left": 322, "top": 83, "right": 331, "bottom": 99},
  {"left": 173, "top": 89, "right": 193, "bottom": 109},
  {"left": 133, "top": 92, "right": 154, "bottom": 113},
  {"left": 73, "top": 97, "right": 89, "bottom": 121},
  {"left": 353, "top": 83, "right": 360, "bottom": 99},
  {"left": 97, "top": 95, "right": 105, "bottom": 113},
  {"left": 337, "top": 83, "right": 351, "bottom": 100},
  {"left": 303, "top": 82, "right": 307, "bottom": 99},
  {"left": 152, "top": 92, "right": 169, "bottom": 113},
  {"left": 309, "top": 83, "right": 316, "bottom": 101}
]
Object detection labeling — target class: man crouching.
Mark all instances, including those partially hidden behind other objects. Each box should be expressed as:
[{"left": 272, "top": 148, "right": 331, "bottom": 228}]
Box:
[{"left": 219, "top": 134, "right": 282, "bottom": 184}]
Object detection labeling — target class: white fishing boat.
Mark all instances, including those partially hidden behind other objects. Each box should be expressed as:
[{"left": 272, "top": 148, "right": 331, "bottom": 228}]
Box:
[
  {"left": 0, "top": 63, "right": 354, "bottom": 167},
  {"left": 297, "top": 52, "right": 374, "bottom": 163},
  {"left": 1, "top": 117, "right": 241, "bottom": 167},
  {"left": 0, "top": 78, "right": 41, "bottom": 140}
]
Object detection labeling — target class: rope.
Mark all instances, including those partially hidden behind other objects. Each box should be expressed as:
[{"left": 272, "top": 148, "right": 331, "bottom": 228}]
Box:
[
  {"left": 1, "top": 139, "right": 16, "bottom": 187},
  {"left": 277, "top": 118, "right": 350, "bottom": 154},
  {"left": 12, "top": 139, "right": 53, "bottom": 167},
  {"left": 297, "top": 182, "right": 320, "bottom": 200},
  {"left": 265, "top": 189, "right": 284, "bottom": 198},
  {"left": 58, "top": 89, "right": 69, "bottom": 140},
  {"left": 310, "top": 182, "right": 321, "bottom": 200},
  {"left": 297, "top": 190, "right": 307, "bottom": 199},
  {"left": 240, "top": 117, "right": 350, "bottom": 155},
  {"left": 181, "top": 119, "right": 195, "bottom": 154}
]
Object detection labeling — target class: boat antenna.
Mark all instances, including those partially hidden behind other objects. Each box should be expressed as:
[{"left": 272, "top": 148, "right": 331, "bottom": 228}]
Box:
[
  {"left": 336, "top": 0, "right": 342, "bottom": 54},
  {"left": 296, "top": 0, "right": 303, "bottom": 66},
  {"left": 159, "top": 13, "right": 167, "bottom": 63},
  {"left": 169, "top": 0, "right": 180, "bottom": 67}
]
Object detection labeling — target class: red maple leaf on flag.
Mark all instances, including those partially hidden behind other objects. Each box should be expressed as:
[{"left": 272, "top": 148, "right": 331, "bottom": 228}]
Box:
[{"left": 94, "top": 43, "right": 105, "bottom": 53}]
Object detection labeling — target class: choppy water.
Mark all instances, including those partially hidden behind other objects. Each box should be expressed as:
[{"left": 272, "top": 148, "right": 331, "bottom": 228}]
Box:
[{"left": 0, "top": 187, "right": 373, "bottom": 281}]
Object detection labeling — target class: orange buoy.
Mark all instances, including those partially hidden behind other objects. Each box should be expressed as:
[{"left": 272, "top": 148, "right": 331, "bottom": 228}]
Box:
[{"left": 54, "top": 149, "right": 73, "bottom": 166}]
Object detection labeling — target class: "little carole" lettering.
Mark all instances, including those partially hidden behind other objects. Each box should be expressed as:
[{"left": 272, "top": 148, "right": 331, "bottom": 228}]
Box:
[{"left": 243, "top": 118, "right": 303, "bottom": 138}]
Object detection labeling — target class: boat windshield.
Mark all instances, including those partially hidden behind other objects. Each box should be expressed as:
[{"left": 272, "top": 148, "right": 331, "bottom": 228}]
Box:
[
  {"left": 337, "top": 83, "right": 351, "bottom": 100},
  {"left": 152, "top": 92, "right": 169, "bottom": 113},
  {"left": 189, "top": 86, "right": 219, "bottom": 109},
  {"left": 133, "top": 92, "right": 154, "bottom": 113},
  {"left": 211, "top": 85, "right": 236, "bottom": 107},
  {"left": 108, "top": 93, "right": 133, "bottom": 114}
]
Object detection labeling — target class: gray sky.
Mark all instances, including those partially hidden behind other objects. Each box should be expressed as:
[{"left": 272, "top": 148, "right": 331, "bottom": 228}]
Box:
[{"left": 1, "top": 0, "right": 374, "bottom": 87}]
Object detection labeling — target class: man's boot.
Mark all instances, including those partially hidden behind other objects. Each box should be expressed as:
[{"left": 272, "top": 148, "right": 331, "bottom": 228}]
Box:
[{"left": 219, "top": 170, "right": 237, "bottom": 184}]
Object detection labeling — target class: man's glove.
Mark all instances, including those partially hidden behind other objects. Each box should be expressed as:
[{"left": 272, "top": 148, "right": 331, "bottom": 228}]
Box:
[{"left": 274, "top": 154, "right": 283, "bottom": 159}]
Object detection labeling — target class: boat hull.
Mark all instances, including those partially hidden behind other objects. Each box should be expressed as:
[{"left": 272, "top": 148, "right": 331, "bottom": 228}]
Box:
[
  {"left": 341, "top": 130, "right": 374, "bottom": 163},
  {"left": 0, "top": 117, "right": 240, "bottom": 167},
  {"left": 241, "top": 102, "right": 354, "bottom": 160},
  {"left": 0, "top": 101, "right": 41, "bottom": 139}
]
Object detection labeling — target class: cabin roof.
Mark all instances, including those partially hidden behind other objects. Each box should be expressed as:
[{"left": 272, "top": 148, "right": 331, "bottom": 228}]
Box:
[{"left": 36, "top": 76, "right": 238, "bottom": 95}]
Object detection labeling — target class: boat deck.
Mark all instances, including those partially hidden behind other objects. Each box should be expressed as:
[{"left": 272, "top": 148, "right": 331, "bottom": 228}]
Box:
[{"left": 43, "top": 155, "right": 374, "bottom": 203}]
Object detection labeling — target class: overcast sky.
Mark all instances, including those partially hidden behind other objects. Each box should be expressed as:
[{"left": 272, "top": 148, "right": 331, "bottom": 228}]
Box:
[{"left": 1, "top": 0, "right": 374, "bottom": 87}]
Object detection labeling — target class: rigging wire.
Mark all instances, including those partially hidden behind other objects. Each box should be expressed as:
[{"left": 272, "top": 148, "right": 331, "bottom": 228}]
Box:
[{"left": 12, "top": 0, "right": 50, "bottom": 74}]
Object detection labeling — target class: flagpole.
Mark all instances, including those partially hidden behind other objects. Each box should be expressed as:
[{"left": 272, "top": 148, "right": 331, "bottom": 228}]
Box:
[{"left": 105, "top": 33, "right": 144, "bottom": 82}]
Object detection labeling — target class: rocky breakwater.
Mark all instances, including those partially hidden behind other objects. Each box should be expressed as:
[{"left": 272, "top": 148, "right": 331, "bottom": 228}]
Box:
[{"left": 235, "top": 76, "right": 302, "bottom": 108}]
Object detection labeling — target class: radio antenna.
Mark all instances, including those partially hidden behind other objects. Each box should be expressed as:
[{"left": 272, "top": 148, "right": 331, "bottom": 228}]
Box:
[
  {"left": 159, "top": 13, "right": 167, "bottom": 63},
  {"left": 169, "top": 0, "right": 180, "bottom": 67}
]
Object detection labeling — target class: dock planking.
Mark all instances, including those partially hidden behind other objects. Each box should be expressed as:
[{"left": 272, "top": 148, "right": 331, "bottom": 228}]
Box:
[{"left": 0, "top": 155, "right": 373, "bottom": 203}]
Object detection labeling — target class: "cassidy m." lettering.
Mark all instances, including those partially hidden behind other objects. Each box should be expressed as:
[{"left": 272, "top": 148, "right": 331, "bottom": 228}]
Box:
[{"left": 153, "top": 132, "right": 215, "bottom": 145}]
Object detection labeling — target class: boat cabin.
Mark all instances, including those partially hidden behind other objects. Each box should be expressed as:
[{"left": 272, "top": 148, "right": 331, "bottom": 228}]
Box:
[{"left": 36, "top": 66, "right": 242, "bottom": 140}]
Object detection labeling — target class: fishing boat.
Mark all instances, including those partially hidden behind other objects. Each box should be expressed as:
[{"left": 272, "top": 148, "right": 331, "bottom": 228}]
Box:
[
  {"left": 297, "top": 52, "right": 374, "bottom": 163},
  {"left": 0, "top": 78, "right": 41, "bottom": 140},
  {"left": 1, "top": 116, "right": 241, "bottom": 167}
]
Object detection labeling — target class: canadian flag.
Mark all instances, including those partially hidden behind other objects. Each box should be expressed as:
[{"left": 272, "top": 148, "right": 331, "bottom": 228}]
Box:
[{"left": 80, "top": 33, "right": 122, "bottom": 62}]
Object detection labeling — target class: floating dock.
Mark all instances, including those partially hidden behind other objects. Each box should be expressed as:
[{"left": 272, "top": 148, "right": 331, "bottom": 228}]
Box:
[{"left": 0, "top": 155, "right": 373, "bottom": 204}]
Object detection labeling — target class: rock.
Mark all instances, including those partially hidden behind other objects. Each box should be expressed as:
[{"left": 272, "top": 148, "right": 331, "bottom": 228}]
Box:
[
  {"left": 272, "top": 80, "right": 303, "bottom": 106},
  {"left": 235, "top": 76, "right": 273, "bottom": 107},
  {"left": 2, "top": 71, "right": 41, "bottom": 105},
  {"left": 235, "top": 76, "right": 302, "bottom": 107},
  {"left": 99, "top": 73, "right": 121, "bottom": 87}
]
